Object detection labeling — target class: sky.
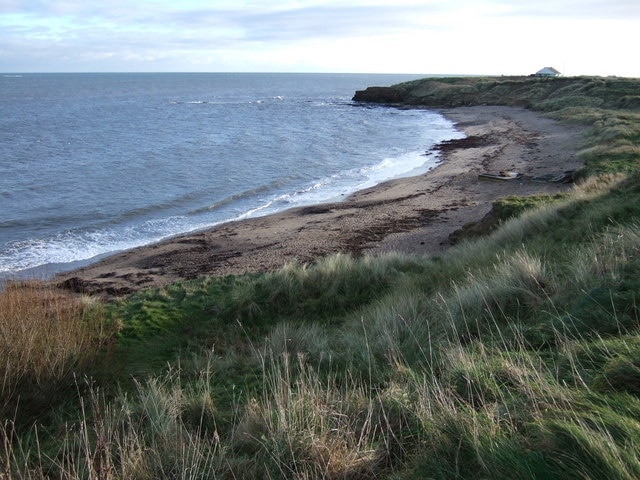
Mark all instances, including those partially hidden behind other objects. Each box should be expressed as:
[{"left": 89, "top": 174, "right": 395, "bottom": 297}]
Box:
[{"left": 1, "top": 0, "right": 638, "bottom": 76}]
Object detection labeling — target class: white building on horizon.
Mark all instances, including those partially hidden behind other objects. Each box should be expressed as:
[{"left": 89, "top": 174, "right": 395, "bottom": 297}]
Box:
[{"left": 535, "top": 67, "right": 562, "bottom": 77}]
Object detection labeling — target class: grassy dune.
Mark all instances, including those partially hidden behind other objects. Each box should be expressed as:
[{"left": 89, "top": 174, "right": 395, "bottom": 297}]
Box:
[{"left": 2, "top": 76, "right": 640, "bottom": 479}]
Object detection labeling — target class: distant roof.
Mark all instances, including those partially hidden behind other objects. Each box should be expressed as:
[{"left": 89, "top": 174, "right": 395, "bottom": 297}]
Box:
[{"left": 536, "top": 67, "right": 561, "bottom": 76}]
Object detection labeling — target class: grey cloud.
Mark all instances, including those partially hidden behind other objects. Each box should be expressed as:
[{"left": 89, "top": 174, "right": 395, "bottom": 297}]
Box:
[
  {"left": 236, "top": 5, "right": 436, "bottom": 41},
  {"left": 4, "top": 2, "right": 426, "bottom": 47},
  {"left": 135, "top": 4, "right": 443, "bottom": 43}
]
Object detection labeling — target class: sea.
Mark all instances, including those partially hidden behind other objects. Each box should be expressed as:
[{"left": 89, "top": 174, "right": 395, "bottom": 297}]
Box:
[{"left": 0, "top": 73, "right": 464, "bottom": 280}]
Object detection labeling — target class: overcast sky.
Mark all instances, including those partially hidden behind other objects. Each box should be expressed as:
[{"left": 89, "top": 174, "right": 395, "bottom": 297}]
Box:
[{"left": 1, "top": 0, "right": 638, "bottom": 76}]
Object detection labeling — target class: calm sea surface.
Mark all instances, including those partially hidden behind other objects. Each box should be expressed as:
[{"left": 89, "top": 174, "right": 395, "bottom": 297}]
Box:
[{"left": 0, "top": 73, "right": 463, "bottom": 278}]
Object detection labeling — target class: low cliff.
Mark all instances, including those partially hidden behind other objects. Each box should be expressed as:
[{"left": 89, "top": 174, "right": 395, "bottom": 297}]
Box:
[{"left": 353, "top": 75, "right": 640, "bottom": 110}]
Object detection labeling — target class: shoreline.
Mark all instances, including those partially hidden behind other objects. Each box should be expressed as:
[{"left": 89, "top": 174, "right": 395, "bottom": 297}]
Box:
[{"left": 53, "top": 105, "right": 587, "bottom": 296}]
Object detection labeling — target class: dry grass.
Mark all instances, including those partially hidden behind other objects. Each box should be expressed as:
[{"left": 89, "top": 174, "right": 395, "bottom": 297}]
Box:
[
  {"left": 230, "top": 353, "right": 399, "bottom": 479},
  {"left": 0, "top": 281, "right": 113, "bottom": 418}
]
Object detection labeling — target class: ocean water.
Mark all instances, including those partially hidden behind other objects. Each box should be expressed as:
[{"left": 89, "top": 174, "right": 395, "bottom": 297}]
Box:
[{"left": 0, "top": 73, "right": 463, "bottom": 278}]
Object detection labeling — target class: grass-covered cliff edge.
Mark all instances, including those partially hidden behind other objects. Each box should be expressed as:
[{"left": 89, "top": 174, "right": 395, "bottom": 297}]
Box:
[{"left": 2, "top": 76, "right": 640, "bottom": 479}]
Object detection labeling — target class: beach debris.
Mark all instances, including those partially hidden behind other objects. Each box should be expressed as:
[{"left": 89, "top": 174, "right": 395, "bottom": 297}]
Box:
[
  {"left": 478, "top": 170, "right": 575, "bottom": 183},
  {"left": 478, "top": 171, "right": 523, "bottom": 181},
  {"left": 531, "top": 171, "right": 575, "bottom": 183},
  {"left": 436, "top": 134, "right": 493, "bottom": 152}
]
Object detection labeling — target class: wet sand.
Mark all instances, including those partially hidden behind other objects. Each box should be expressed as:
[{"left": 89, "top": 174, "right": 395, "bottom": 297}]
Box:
[{"left": 55, "top": 106, "right": 586, "bottom": 296}]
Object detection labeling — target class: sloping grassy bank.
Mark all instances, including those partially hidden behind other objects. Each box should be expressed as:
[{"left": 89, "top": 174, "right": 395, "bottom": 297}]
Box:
[
  {"left": 2, "top": 76, "right": 640, "bottom": 479},
  {"left": 355, "top": 75, "right": 640, "bottom": 178}
]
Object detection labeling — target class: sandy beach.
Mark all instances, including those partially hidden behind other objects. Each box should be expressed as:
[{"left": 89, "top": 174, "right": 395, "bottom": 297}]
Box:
[{"left": 55, "top": 106, "right": 586, "bottom": 296}]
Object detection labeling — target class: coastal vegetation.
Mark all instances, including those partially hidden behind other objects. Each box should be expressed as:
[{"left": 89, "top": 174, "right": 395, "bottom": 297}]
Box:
[{"left": 2, "top": 75, "right": 640, "bottom": 479}]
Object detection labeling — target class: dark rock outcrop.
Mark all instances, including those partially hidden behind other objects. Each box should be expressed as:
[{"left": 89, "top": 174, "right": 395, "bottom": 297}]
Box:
[{"left": 352, "top": 86, "right": 406, "bottom": 104}]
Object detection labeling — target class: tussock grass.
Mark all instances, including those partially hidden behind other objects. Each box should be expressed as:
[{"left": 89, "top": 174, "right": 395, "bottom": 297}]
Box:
[
  {"left": 230, "top": 354, "right": 385, "bottom": 478},
  {"left": 2, "top": 371, "right": 224, "bottom": 480},
  {"left": 228, "top": 253, "right": 422, "bottom": 326}
]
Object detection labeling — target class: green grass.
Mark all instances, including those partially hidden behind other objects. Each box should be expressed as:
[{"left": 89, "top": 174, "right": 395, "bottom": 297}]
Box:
[
  {"left": 492, "top": 193, "right": 569, "bottom": 220},
  {"left": 3, "top": 75, "right": 640, "bottom": 479}
]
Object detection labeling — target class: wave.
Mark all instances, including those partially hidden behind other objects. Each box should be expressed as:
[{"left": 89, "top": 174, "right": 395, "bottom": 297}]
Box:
[
  {"left": 236, "top": 181, "right": 328, "bottom": 220},
  {"left": 4, "top": 187, "right": 225, "bottom": 234},
  {"left": 187, "top": 178, "right": 292, "bottom": 215},
  {"left": 235, "top": 148, "right": 444, "bottom": 221},
  {"left": 0, "top": 215, "right": 217, "bottom": 275},
  {"left": 170, "top": 95, "right": 288, "bottom": 107}
]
